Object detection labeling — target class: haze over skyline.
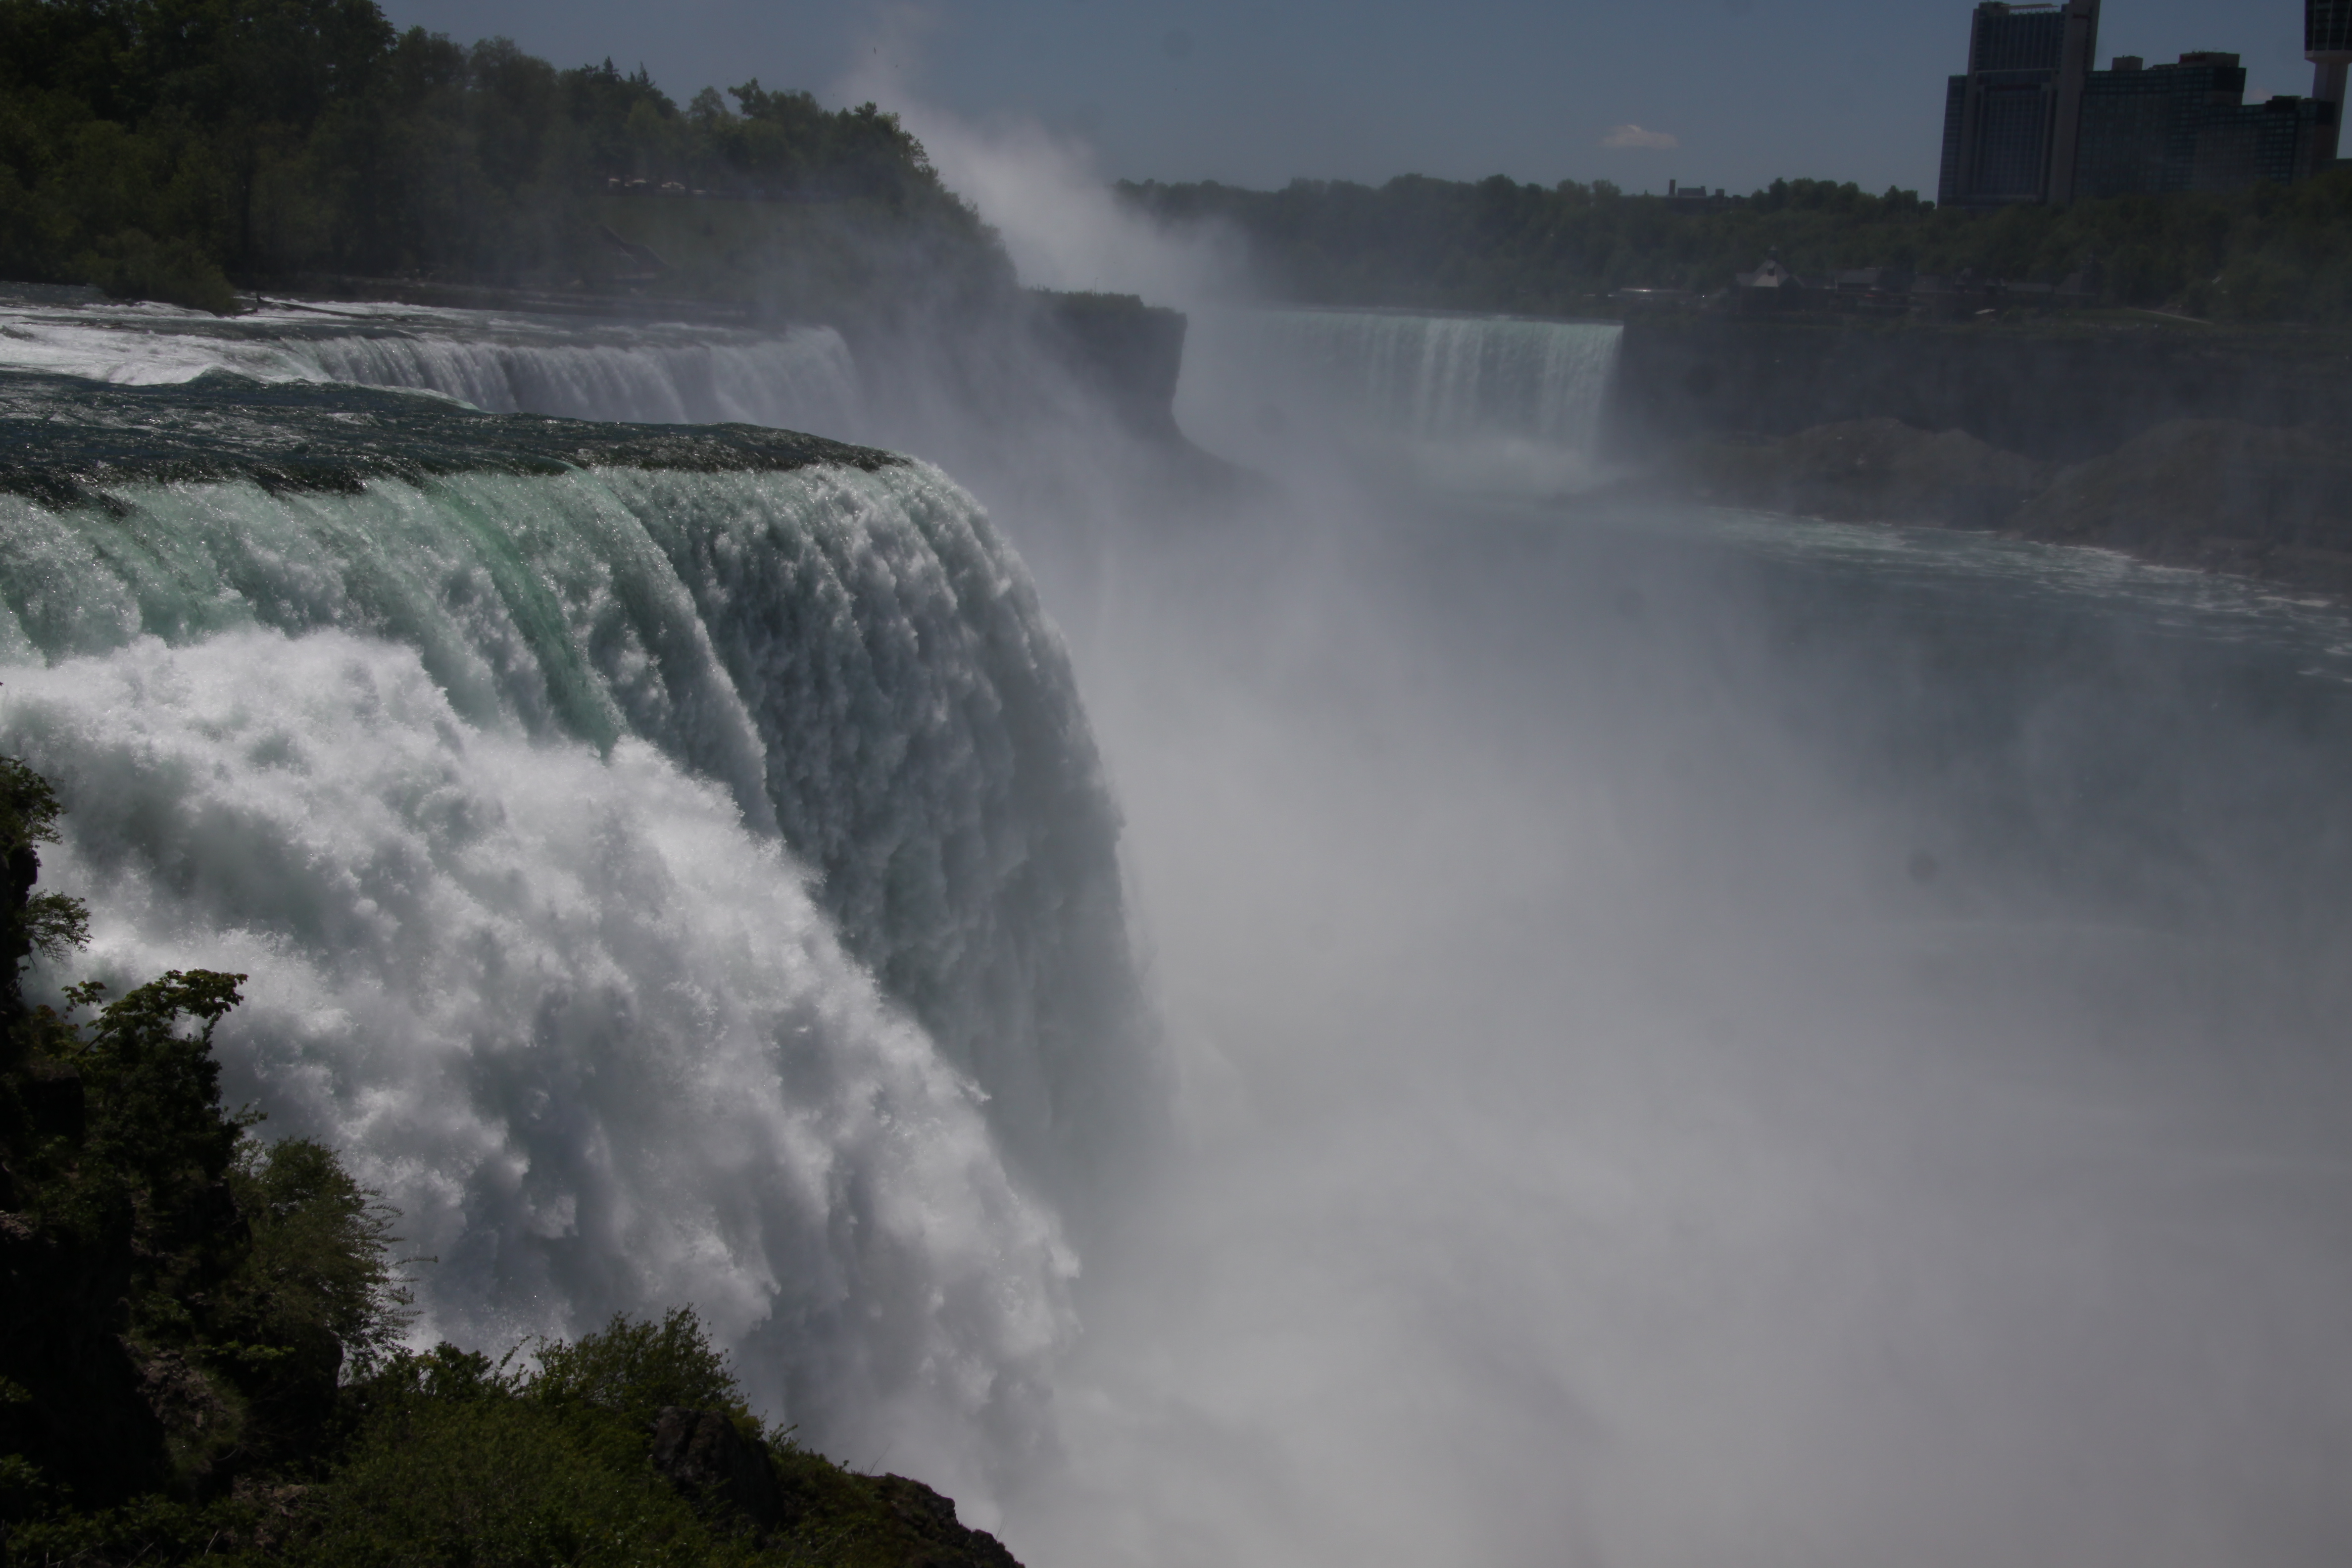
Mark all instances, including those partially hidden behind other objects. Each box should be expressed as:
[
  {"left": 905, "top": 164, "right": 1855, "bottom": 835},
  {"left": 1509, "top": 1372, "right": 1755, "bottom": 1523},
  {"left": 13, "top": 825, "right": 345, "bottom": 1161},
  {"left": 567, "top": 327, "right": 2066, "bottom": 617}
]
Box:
[{"left": 378, "top": 0, "right": 2306, "bottom": 196}]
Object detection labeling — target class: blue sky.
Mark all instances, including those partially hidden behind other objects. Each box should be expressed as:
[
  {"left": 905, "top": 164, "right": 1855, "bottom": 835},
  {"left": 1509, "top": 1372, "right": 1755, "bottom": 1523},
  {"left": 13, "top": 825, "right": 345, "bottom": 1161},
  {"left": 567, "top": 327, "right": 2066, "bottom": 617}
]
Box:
[{"left": 378, "top": 0, "right": 2313, "bottom": 196}]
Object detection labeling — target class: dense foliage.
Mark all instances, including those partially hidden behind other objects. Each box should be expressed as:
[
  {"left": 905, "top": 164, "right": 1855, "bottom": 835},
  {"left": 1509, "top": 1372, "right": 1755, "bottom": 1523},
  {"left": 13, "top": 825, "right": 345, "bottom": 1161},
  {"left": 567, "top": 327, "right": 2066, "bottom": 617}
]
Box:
[
  {"left": 0, "top": 0, "right": 1011, "bottom": 315},
  {"left": 0, "top": 746, "right": 415, "bottom": 1516},
  {"left": 0, "top": 759, "right": 1021, "bottom": 1567},
  {"left": 1119, "top": 170, "right": 2352, "bottom": 323},
  {"left": 8, "top": 1309, "right": 1017, "bottom": 1568}
]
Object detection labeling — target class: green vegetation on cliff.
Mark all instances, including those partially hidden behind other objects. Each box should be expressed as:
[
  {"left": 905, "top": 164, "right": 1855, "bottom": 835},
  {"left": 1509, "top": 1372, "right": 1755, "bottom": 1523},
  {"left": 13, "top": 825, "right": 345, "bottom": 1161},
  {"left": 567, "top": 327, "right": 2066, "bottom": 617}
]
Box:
[
  {"left": 0, "top": 759, "right": 1021, "bottom": 1567},
  {"left": 0, "top": 0, "right": 1010, "bottom": 317},
  {"left": 1120, "top": 170, "right": 2352, "bottom": 323}
]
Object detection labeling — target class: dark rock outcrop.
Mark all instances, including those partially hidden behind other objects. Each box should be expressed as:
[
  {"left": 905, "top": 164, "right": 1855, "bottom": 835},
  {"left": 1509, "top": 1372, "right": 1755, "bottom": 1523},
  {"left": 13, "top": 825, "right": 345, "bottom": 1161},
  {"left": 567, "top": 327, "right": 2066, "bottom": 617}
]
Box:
[
  {"left": 1612, "top": 317, "right": 2352, "bottom": 463},
  {"left": 1029, "top": 289, "right": 1189, "bottom": 442},
  {"left": 868, "top": 1473, "right": 1024, "bottom": 1568},
  {"left": 649, "top": 1406, "right": 802, "bottom": 1536},
  {"left": 0, "top": 1208, "right": 169, "bottom": 1506},
  {"left": 1661, "top": 417, "right": 2054, "bottom": 528},
  {"left": 645, "top": 1408, "right": 1024, "bottom": 1565}
]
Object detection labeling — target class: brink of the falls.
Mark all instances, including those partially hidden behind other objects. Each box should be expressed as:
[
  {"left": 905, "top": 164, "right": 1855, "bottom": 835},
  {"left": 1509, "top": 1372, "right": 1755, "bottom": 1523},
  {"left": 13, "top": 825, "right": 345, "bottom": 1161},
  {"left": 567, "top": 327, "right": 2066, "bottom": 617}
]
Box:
[{"left": 0, "top": 368, "right": 1154, "bottom": 1509}]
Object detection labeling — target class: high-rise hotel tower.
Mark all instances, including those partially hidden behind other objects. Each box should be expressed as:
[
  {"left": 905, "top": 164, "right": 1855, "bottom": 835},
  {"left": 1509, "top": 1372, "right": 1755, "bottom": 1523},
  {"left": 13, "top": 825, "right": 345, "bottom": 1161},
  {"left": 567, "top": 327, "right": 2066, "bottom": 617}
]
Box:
[
  {"left": 2311, "top": 0, "right": 2352, "bottom": 161},
  {"left": 1937, "top": 0, "right": 2101, "bottom": 208},
  {"left": 1940, "top": 0, "right": 2339, "bottom": 206}
]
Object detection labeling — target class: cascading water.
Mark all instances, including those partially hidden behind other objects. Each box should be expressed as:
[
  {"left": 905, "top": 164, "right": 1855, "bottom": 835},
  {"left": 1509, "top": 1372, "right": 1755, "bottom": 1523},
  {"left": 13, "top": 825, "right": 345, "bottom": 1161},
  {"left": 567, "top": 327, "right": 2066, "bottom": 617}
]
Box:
[
  {"left": 0, "top": 369, "right": 1148, "bottom": 1510},
  {"left": 0, "top": 291, "right": 864, "bottom": 435},
  {"left": 1173, "top": 306, "right": 1623, "bottom": 492},
  {"left": 15, "top": 262, "right": 2352, "bottom": 1568}
]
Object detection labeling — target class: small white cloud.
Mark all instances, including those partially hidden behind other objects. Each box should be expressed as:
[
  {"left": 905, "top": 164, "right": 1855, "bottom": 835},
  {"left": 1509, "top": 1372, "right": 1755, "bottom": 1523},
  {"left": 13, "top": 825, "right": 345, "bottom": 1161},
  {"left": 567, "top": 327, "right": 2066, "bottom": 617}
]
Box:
[{"left": 1602, "top": 124, "right": 1680, "bottom": 150}]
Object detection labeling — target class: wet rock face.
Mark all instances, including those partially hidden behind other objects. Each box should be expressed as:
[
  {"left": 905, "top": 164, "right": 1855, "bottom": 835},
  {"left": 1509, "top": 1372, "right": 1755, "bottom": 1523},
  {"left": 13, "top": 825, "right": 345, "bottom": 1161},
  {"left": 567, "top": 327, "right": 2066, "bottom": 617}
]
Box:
[
  {"left": 868, "top": 1474, "right": 1025, "bottom": 1568},
  {"left": 648, "top": 1406, "right": 801, "bottom": 1535},
  {"left": 1612, "top": 317, "right": 2352, "bottom": 464},
  {"left": 645, "top": 1406, "right": 1028, "bottom": 1567},
  {"left": 0, "top": 1208, "right": 169, "bottom": 1506},
  {"left": 1666, "top": 416, "right": 2055, "bottom": 528}
]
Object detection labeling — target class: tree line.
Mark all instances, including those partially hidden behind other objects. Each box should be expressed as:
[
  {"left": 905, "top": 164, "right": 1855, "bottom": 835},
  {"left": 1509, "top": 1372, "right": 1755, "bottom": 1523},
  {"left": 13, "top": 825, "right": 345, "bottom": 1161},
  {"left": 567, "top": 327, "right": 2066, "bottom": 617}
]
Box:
[
  {"left": 1119, "top": 171, "right": 2352, "bottom": 323},
  {"left": 0, "top": 0, "right": 1010, "bottom": 316}
]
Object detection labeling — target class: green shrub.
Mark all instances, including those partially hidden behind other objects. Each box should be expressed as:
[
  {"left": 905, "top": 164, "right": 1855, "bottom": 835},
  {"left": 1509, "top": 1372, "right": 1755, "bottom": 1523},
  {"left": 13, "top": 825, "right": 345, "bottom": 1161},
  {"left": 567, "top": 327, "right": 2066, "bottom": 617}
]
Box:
[
  {"left": 292, "top": 1395, "right": 754, "bottom": 1568},
  {"left": 226, "top": 1136, "right": 416, "bottom": 1379},
  {"left": 531, "top": 1308, "right": 756, "bottom": 1434},
  {"left": 78, "top": 228, "right": 241, "bottom": 314},
  {"left": 0, "top": 756, "right": 409, "bottom": 1506}
]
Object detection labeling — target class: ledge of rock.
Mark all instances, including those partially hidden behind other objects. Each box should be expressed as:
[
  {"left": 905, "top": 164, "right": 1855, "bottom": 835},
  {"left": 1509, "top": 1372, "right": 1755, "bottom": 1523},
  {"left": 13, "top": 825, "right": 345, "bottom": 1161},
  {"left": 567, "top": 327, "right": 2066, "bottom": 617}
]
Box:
[
  {"left": 1655, "top": 417, "right": 2055, "bottom": 528},
  {"left": 1638, "top": 415, "right": 2352, "bottom": 597},
  {"left": 650, "top": 1406, "right": 802, "bottom": 1536}
]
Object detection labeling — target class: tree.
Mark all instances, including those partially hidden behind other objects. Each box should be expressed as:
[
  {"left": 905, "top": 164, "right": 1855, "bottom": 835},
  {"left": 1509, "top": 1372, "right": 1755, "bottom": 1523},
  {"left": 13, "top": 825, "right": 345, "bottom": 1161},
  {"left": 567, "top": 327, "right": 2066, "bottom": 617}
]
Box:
[{"left": 0, "top": 753, "right": 410, "bottom": 1509}]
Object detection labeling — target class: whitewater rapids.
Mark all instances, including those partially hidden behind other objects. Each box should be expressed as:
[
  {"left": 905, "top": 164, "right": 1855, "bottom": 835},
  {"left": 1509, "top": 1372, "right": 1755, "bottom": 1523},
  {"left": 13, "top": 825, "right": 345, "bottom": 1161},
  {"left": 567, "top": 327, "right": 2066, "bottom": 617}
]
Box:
[{"left": 0, "top": 290, "right": 863, "bottom": 436}]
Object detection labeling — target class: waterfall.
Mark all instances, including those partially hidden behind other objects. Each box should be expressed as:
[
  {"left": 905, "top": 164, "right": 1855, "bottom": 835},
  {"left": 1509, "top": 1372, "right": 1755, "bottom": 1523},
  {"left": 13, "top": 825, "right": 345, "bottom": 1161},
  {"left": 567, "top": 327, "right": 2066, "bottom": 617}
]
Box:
[
  {"left": 0, "top": 369, "right": 1145, "bottom": 1497},
  {"left": 0, "top": 294, "right": 864, "bottom": 436},
  {"left": 1174, "top": 306, "right": 1623, "bottom": 492}
]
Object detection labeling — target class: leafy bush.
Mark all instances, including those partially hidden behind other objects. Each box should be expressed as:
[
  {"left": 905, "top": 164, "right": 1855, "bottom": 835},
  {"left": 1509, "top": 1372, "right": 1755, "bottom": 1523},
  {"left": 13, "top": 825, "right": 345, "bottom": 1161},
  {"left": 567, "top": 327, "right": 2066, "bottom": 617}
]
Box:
[
  {"left": 79, "top": 227, "right": 241, "bottom": 314},
  {"left": 227, "top": 1137, "right": 415, "bottom": 1378},
  {"left": 533, "top": 1308, "right": 757, "bottom": 1433},
  {"left": 0, "top": 755, "right": 411, "bottom": 1506},
  {"left": 294, "top": 1393, "right": 743, "bottom": 1568}
]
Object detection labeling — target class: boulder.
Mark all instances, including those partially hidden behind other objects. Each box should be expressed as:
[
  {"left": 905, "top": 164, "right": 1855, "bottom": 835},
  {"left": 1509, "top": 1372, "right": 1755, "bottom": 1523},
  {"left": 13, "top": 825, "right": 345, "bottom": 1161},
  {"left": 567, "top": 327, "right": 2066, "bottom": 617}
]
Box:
[
  {"left": 648, "top": 1406, "right": 800, "bottom": 1535},
  {"left": 870, "top": 1473, "right": 1024, "bottom": 1568}
]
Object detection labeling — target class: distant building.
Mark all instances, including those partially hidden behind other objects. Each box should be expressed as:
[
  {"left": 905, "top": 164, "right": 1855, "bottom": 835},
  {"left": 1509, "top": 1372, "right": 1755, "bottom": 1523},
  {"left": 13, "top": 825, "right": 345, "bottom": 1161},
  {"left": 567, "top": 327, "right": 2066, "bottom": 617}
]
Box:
[
  {"left": 1937, "top": 0, "right": 2101, "bottom": 208},
  {"left": 1664, "top": 180, "right": 1733, "bottom": 210},
  {"left": 1733, "top": 256, "right": 1809, "bottom": 313},
  {"left": 1938, "top": 0, "right": 2338, "bottom": 205},
  {"left": 2311, "top": 0, "right": 2352, "bottom": 161},
  {"left": 2075, "top": 53, "right": 2336, "bottom": 198}
]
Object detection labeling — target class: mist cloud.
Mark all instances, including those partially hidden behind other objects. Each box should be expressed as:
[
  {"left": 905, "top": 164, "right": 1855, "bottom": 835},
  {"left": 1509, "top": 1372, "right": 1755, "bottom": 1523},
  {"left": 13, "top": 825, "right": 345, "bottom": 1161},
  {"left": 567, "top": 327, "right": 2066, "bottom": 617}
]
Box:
[{"left": 837, "top": 34, "right": 1245, "bottom": 306}]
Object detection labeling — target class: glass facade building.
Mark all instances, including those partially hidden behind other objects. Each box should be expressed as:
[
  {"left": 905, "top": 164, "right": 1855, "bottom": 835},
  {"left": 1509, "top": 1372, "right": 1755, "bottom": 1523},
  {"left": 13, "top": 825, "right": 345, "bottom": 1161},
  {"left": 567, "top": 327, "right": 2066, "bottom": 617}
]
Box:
[
  {"left": 2073, "top": 55, "right": 2240, "bottom": 197},
  {"left": 2209, "top": 95, "right": 2336, "bottom": 187},
  {"left": 2312, "top": 0, "right": 2352, "bottom": 57},
  {"left": 2073, "top": 54, "right": 2335, "bottom": 199},
  {"left": 1941, "top": 4, "right": 2340, "bottom": 206},
  {"left": 1937, "top": 1, "right": 2100, "bottom": 208},
  {"left": 2309, "top": 0, "right": 2351, "bottom": 162}
]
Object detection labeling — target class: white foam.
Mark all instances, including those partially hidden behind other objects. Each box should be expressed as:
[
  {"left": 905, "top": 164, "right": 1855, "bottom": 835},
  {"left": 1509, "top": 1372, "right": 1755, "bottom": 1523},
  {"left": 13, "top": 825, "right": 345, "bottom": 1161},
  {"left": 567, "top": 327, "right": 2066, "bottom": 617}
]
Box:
[
  {"left": 1174, "top": 308, "right": 1623, "bottom": 494},
  {"left": 0, "top": 297, "right": 863, "bottom": 436},
  {"left": 1, "top": 627, "right": 1071, "bottom": 1507},
  {"left": 0, "top": 454, "right": 1150, "bottom": 1516}
]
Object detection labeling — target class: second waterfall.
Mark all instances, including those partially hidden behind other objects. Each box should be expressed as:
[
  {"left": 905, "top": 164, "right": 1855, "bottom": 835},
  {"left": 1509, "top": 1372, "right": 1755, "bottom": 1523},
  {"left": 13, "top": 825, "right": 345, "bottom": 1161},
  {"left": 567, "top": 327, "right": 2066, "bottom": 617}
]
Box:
[{"left": 1175, "top": 307, "right": 1623, "bottom": 491}]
